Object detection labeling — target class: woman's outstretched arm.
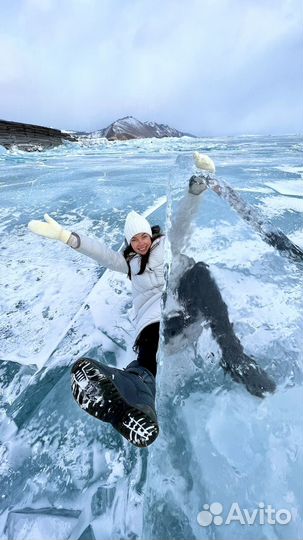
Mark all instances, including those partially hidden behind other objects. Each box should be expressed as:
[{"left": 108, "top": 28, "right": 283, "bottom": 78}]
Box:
[
  {"left": 69, "top": 232, "right": 128, "bottom": 273},
  {"left": 28, "top": 213, "right": 128, "bottom": 274}
]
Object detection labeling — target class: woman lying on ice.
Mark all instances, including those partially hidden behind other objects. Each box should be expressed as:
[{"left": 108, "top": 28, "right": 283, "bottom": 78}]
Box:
[{"left": 28, "top": 154, "right": 275, "bottom": 448}]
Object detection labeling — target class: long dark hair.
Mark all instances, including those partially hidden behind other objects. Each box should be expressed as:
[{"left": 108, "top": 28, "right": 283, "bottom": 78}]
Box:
[{"left": 123, "top": 225, "right": 164, "bottom": 279}]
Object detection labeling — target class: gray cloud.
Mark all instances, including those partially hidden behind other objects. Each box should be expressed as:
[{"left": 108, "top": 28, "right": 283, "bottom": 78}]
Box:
[{"left": 0, "top": 0, "right": 301, "bottom": 134}]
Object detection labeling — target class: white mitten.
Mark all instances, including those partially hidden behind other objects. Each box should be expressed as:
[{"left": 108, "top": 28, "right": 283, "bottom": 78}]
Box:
[
  {"left": 28, "top": 214, "right": 71, "bottom": 244},
  {"left": 194, "top": 152, "right": 216, "bottom": 174}
]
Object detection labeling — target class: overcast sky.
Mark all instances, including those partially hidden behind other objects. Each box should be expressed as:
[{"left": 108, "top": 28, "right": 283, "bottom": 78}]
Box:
[{"left": 0, "top": 0, "right": 302, "bottom": 135}]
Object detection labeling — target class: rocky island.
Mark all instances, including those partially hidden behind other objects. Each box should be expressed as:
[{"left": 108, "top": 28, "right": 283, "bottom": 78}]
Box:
[{"left": 0, "top": 119, "right": 77, "bottom": 151}]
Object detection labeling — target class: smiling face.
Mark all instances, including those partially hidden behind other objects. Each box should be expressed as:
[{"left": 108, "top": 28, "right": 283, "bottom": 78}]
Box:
[{"left": 130, "top": 232, "right": 152, "bottom": 255}]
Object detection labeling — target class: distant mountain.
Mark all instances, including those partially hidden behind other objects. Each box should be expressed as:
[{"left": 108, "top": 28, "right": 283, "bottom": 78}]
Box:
[
  {"left": 91, "top": 116, "right": 194, "bottom": 140},
  {"left": 0, "top": 119, "right": 76, "bottom": 151}
]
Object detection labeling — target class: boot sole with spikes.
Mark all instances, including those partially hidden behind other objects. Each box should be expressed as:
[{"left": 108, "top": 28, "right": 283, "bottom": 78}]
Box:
[{"left": 71, "top": 358, "right": 159, "bottom": 448}]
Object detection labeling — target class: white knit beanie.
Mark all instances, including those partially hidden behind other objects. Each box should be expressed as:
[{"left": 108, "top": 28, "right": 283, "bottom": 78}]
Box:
[{"left": 124, "top": 211, "right": 152, "bottom": 244}]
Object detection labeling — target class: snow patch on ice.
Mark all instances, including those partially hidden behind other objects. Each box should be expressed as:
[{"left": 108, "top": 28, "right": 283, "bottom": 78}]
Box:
[
  {"left": 258, "top": 195, "right": 303, "bottom": 217},
  {"left": 265, "top": 179, "right": 303, "bottom": 197}
]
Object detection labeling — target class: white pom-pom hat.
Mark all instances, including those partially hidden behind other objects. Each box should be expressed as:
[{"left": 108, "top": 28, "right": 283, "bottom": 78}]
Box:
[{"left": 124, "top": 211, "right": 152, "bottom": 244}]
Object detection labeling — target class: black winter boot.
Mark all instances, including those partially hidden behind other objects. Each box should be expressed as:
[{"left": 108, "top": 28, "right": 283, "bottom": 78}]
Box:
[
  {"left": 71, "top": 358, "right": 159, "bottom": 448},
  {"left": 221, "top": 351, "right": 276, "bottom": 398}
]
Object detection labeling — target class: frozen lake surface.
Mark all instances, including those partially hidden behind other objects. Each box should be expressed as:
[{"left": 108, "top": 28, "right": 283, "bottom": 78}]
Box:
[{"left": 0, "top": 134, "right": 302, "bottom": 539}]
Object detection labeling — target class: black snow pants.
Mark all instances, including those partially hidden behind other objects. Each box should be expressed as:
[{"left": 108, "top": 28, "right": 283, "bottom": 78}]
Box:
[{"left": 133, "top": 322, "right": 160, "bottom": 378}]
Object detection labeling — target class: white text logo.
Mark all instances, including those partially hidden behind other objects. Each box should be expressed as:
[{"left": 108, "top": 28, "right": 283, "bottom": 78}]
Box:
[{"left": 197, "top": 502, "right": 292, "bottom": 527}]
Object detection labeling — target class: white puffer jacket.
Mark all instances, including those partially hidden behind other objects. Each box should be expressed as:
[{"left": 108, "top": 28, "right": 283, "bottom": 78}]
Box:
[{"left": 73, "top": 234, "right": 165, "bottom": 338}]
